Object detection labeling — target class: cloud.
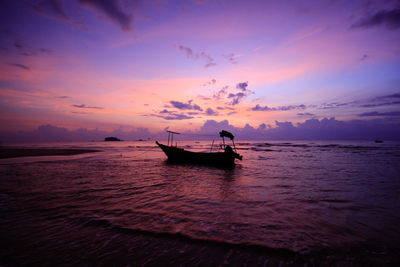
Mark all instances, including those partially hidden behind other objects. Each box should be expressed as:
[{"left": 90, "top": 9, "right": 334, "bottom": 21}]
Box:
[
  {"left": 77, "top": 0, "right": 135, "bottom": 31},
  {"left": 252, "top": 104, "right": 306, "bottom": 111},
  {"left": 170, "top": 100, "right": 203, "bottom": 111},
  {"left": 203, "top": 78, "right": 216, "bottom": 87},
  {"left": 360, "top": 54, "right": 368, "bottom": 61},
  {"left": 1, "top": 29, "right": 54, "bottom": 56},
  {"left": 351, "top": 8, "right": 400, "bottom": 30},
  {"left": 155, "top": 108, "right": 200, "bottom": 120},
  {"left": 216, "top": 106, "right": 235, "bottom": 110},
  {"left": 26, "top": 0, "right": 71, "bottom": 21},
  {"left": 25, "top": 0, "right": 136, "bottom": 31},
  {"left": 72, "top": 104, "right": 104, "bottom": 109},
  {"left": 359, "top": 101, "right": 400, "bottom": 108},
  {"left": 236, "top": 82, "right": 248, "bottom": 91},
  {"left": 194, "top": 118, "right": 400, "bottom": 141},
  {"left": 213, "top": 86, "right": 228, "bottom": 99},
  {"left": 2, "top": 117, "right": 400, "bottom": 142},
  {"left": 223, "top": 53, "right": 241, "bottom": 64},
  {"left": 319, "top": 101, "right": 354, "bottom": 109},
  {"left": 377, "top": 93, "right": 400, "bottom": 99},
  {"left": 205, "top": 107, "right": 218, "bottom": 116},
  {"left": 161, "top": 114, "right": 194, "bottom": 120},
  {"left": 24, "top": 0, "right": 83, "bottom": 27},
  {"left": 359, "top": 111, "right": 400, "bottom": 117},
  {"left": 39, "top": 48, "right": 52, "bottom": 54},
  {"left": 178, "top": 45, "right": 195, "bottom": 57},
  {"left": 228, "top": 92, "right": 245, "bottom": 105},
  {"left": 297, "top": 112, "right": 315, "bottom": 116},
  {"left": 227, "top": 82, "right": 252, "bottom": 105},
  {"left": 14, "top": 40, "right": 23, "bottom": 50},
  {"left": 150, "top": 111, "right": 194, "bottom": 120},
  {"left": 177, "top": 45, "right": 216, "bottom": 68},
  {"left": 9, "top": 63, "right": 30, "bottom": 70}
]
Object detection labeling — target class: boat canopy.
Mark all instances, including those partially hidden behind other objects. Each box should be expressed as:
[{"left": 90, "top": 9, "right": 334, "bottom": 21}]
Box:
[{"left": 219, "top": 130, "right": 234, "bottom": 140}]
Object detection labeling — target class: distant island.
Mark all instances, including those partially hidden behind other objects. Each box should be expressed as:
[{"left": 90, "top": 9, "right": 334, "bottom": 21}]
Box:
[{"left": 104, "top": 137, "right": 121, "bottom": 141}]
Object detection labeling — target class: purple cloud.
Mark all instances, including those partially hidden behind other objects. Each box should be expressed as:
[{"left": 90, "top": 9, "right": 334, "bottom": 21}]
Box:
[
  {"left": 236, "top": 82, "right": 248, "bottom": 91},
  {"left": 216, "top": 106, "right": 235, "bottom": 110},
  {"left": 359, "top": 101, "right": 400, "bottom": 108},
  {"left": 77, "top": 0, "right": 134, "bottom": 31},
  {"left": 228, "top": 92, "right": 245, "bottom": 105},
  {"left": 252, "top": 104, "right": 306, "bottom": 111},
  {"left": 360, "top": 54, "right": 368, "bottom": 61},
  {"left": 72, "top": 104, "right": 103, "bottom": 109},
  {"left": 223, "top": 53, "right": 239, "bottom": 64},
  {"left": 26, "top": 0, "right": 71, "bottom": 21},
  {"left": 319, "top": 101, "right": 353, "bottom": 109},
  {"left": 227, "top": 82, "right": 252, "bottom": 105},
  {"left": 39, "top": 48, "right": 52, "bottom": 54},
  {"left": 359, "top": 111, "right": 400, "bottom": 117},
  {"left": 377, "top": 93, "right": 400, "bottom": 99},
  {"left": 151, "top": 111, "right": 194, "bottom": 120},
  {"left": 162, "top": 114, "right": 194, "bottom": 120},
  {"left": 351, "top": 8, "right": 400, "bottom": 30},
  {"left": 213, "top": 86, "right": 228, "bottom": 99},
  {"left": 177, "top": 45, "right": 216, "bottom": 68},
  {"left": 203, "top": 78, "right": 216, "bottom": 87},
  {"left": 199, "top": 118, "right": 400, "bottom": 140},
  {"left": 9, "top": 63, "right": 30, "bottom": 70},
  {"left": 1, "top": 29, "right": 53, "bottom": 57},
  {"left": 205, "top": 108, "right": 218, "bottom": 116},
  {"left": 24, "top": 0, "right": 84, "bottom": 28},
  {"left": 2, "top": 117, "right": 400, "bottom": 142},
  {"left": 297, "top": 112, "right": 315, "bottom": 116},
  {"left": 170, "top": 100, "right": 203, "bottom": 111}
]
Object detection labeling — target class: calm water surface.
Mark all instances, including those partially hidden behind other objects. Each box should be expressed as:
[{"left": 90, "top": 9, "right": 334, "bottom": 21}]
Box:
[{"left": 1, "top": 140, "right": 400, "bottom": 265}]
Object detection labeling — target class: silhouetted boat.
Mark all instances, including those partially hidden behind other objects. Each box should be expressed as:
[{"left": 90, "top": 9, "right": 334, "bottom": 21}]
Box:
[
  {"left": 156, "top": 130, "right": 243, "bottom": 166},
  {"left": 375, "top": 139, "right": 383, "bottom": 143}
]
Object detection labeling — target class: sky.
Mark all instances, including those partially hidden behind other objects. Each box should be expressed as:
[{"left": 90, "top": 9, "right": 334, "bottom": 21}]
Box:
[{"left": 0, "top": 0, "right": 400, "bottom": 141}]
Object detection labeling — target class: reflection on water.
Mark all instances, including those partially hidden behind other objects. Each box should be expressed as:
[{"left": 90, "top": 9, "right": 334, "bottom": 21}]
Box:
[{"left": 1, "top": 140, "right": 400, "bottom": 265}]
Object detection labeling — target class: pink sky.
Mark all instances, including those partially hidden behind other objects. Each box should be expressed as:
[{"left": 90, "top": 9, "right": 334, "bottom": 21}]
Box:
[{"left": 0, "top": 0, "right": 399, "bottom": 138}]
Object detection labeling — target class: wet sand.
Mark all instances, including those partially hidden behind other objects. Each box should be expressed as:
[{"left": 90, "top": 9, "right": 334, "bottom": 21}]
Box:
[{"left": 0, "top": 148, "right": 100, "bottom": 159}]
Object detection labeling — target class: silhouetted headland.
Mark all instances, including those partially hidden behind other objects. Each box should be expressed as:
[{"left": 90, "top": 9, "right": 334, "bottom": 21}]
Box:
[{"left": 0, "top": 148, "right": 100, "bottom": 159}]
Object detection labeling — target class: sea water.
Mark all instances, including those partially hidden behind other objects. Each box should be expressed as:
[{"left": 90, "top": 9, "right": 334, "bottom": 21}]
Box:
[{"left": 1, "top": 140, "right": 400, "bottom": 265}]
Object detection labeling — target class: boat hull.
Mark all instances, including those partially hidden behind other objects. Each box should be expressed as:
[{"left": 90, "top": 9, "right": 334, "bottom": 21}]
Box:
[{"left": 156, "top": 141, "right": 238, "bottom": 166}]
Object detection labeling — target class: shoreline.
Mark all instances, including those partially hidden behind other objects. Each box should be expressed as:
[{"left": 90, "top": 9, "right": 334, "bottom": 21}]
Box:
[{"left": 0, "top": 148, "right": 101, "bottom": 159}]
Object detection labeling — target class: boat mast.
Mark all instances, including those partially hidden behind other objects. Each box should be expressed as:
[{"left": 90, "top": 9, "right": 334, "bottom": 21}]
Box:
[
  {"left": 232, "top": 138, "right": 237, "bottom": 153},
  {"left": 167, "top": 130, "right": 180, "bottom": 147}
]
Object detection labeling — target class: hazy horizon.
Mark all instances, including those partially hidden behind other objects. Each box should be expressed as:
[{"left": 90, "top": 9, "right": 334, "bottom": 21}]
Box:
[{"left": 1, "top": 117, "right": 400, "bottom": 142}]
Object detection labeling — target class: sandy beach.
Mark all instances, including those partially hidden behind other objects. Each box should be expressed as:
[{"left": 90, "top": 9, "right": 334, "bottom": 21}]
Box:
[{"left": 0, "top": 148, "right": 100, "bottom": 159}]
